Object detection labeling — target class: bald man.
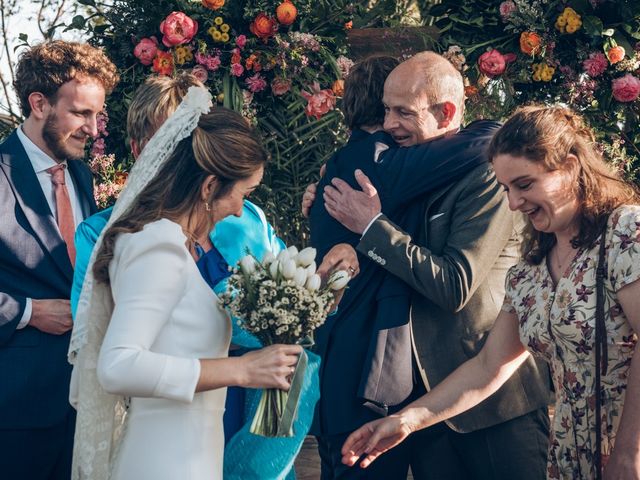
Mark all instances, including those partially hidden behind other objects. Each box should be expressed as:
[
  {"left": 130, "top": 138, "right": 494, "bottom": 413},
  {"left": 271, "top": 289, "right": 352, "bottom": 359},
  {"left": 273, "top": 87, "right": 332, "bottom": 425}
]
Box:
[{"left": 319, "top": 52, "right": 552, "bottom": 479}]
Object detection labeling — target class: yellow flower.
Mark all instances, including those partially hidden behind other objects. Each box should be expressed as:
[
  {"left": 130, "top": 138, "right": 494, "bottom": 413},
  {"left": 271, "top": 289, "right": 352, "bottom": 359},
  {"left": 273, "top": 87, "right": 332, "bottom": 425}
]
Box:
[
  {"left": 556, "top": 16, "right": 567, "bottom": 27},
  {"left": 174, "top": 45, "right": 193, "bottom": 65},
  {"left": 532, "top": 71, "right": 542, "bottom": 82},
  {"left": 220, "top": 23, "right": 230, "bottom": 33},
  {"left": 217, "top": 93, "right": 224, "bottom": 102},
  {"left": 208, "top": 26, "right": 218, "bottom": 36},
  {"left": 214, "top": 16, "right": 224, "bottom": 25},
  {"left": 556, "top": 7, "right": 581, "bottom": 33},
  {"left": 221, "top": 32, "right": 230, "bottom": 42},
  {"left": 212, "top": 30, "right": 222, "bottom": 41},
  {"left": 566, "top": 23, "right": 578, "bottom": 34}
]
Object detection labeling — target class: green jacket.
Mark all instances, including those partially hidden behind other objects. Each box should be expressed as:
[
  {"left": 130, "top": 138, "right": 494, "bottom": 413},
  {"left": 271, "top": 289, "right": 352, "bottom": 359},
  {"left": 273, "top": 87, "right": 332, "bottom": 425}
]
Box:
[{"left": 358, "top": 162, "right": 552, "bottom": 433}]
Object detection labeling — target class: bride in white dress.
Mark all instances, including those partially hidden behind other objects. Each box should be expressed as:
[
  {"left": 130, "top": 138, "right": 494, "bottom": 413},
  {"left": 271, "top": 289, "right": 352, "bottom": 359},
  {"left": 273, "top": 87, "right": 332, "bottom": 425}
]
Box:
[{"left": 69, "top": 89, "right": 301, "bottom": 480}]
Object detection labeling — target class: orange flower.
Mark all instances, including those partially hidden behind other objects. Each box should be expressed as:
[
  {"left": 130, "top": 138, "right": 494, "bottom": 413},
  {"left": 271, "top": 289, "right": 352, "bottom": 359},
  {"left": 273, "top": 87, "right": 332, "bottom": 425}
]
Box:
[
  {"left": 250, "top": 13, "right": 278, "bottom": 42},
  {"left": 464, "top": 85, "right": 478, "bottom": 97},
  {"left": 344, "top": 20, "right": 353, "bottom": 30},
  {"left": 519, "top": 31, "right": 542, "bottom": 56},
  {"left": 331, "top": 79, "right": 344, "bottom": 96},
  {"left": 245, "top": 53, "right": 262, "bottom": 72},
  {"left": 276, "top": 0, "right": 297, "bottom": 26},
  {"left": 607, "top": 46, "right": 625, "bottom": 64},
  {"left": 114, "top": 171, "right": 129, "bottom": 186},
  {"left": 231, "top": 50, "right": 242, "bottom": 64},
  {"left": 202, "top": 0, "right": 224, "bottom": 9},
  {"left": 152, "top": 51, "right": 173, "bottom": 75}
]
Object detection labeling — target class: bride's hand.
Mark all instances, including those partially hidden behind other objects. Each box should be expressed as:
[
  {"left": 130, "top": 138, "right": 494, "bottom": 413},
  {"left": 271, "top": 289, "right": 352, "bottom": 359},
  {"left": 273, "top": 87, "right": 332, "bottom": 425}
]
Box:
[{"left": 238, "top": 344, "right": 302, "bottom": 390}]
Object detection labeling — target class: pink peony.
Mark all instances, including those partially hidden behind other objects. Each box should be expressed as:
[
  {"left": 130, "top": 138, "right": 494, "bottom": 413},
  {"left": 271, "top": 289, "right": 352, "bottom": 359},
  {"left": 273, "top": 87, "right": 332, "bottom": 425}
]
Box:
[
  {"left": 612, "top": 74, "right": 640, "bottom": 102},
  {"left": 133, "top": 37, "right": 159, "bottom": 65},
  {"left": 478, "top": 49, "right": 507, "bottom": 77},
  {"left": 236, "top": 35, "right": 247, "bottom": 49},
  {"left": 301, "top": 82, "right": 336, "bottom": 119},
  {"left": 499, "top": 1, "right": 517, "bottom": 20},
  {"left": 230, "top": 63, "right": 244, "bottom": 77},
  {"left": 582, "top": 52, "right": 608, "bottom": 77},
  {"left": 159, "top": 11, "right": 198, "bottom": 47},
  {"left": 271, "top": 77, "right": 292, "bottom": 96},
  {"left": 246, "top": 73, "right": 267, "bottom": 93},
  {"left": 195, "top": 52, "right": 221, "bottom": 71},
  {"left": 191, "top": 65, "right": 209, "bottom": 83}
]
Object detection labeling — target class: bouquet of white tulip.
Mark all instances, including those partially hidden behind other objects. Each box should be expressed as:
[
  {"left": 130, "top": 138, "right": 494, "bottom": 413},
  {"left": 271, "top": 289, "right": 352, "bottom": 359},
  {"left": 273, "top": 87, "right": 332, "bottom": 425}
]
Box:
[{"left": 219, "top": 245, "right": 350, "bottom": 437}]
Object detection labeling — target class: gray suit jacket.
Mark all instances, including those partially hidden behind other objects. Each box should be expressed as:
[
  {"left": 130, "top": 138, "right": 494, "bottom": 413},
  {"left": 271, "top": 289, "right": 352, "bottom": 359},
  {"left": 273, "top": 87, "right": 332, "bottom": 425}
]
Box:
[{"left": 358, "top": 162, "right": 552, "bottom": 433}]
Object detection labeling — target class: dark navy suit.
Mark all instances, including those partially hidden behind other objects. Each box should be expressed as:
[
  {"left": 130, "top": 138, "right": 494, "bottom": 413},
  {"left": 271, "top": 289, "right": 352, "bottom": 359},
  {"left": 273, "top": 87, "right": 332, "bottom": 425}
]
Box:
[
  {"left": 309, "top": 122, "right": 499, "bottom": 478},
  {"left": 0, "top": 131, "right": 96, "bottom": 479}
]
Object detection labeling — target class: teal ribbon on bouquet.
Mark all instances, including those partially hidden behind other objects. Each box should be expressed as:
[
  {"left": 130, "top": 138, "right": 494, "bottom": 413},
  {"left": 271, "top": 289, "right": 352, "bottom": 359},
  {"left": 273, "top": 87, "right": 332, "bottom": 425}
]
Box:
[{"left": 250, "top": 349, "right": 309, "bottom": 437}]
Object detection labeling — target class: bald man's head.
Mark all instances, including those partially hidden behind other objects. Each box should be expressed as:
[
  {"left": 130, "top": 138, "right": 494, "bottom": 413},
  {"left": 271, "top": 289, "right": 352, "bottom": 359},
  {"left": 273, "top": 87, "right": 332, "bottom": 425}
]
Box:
[{"left": 382, "top": 51, "right": 465, "bottom": 146}]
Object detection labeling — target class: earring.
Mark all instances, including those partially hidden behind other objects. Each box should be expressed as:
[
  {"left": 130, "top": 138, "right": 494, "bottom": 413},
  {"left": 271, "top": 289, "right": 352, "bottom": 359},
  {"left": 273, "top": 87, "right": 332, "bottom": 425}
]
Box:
[{"left": 204, "top": 201, "right": 211, "bottom": 212}]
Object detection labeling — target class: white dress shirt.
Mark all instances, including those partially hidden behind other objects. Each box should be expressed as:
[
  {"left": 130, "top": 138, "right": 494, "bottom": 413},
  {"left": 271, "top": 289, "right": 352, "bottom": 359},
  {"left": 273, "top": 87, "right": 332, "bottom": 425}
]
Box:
[{"left": 16, "top": 126, "right": 85, "bottom": 328}]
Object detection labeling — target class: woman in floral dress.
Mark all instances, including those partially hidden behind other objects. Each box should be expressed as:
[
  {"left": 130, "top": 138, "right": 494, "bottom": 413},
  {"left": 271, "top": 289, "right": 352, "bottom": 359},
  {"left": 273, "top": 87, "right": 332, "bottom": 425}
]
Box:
[{"left": 340, "top": 106, "right": 640, "bottom": 479}]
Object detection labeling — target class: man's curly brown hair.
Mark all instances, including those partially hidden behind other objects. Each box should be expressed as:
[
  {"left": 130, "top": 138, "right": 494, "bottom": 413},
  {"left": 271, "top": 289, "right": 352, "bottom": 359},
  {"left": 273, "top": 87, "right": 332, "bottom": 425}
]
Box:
[{"left": 14, "top": 40, "right": 119, "bottom": 117}]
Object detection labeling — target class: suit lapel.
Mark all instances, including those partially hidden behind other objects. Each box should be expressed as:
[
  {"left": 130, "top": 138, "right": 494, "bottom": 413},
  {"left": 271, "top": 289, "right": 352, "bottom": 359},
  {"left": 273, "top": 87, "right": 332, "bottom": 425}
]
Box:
[
  {"left": 68, "top": 159, "right": 97, "bottom": 217},
  {"left": 0, "top": 131, "right": 74, "bottom": 282}
]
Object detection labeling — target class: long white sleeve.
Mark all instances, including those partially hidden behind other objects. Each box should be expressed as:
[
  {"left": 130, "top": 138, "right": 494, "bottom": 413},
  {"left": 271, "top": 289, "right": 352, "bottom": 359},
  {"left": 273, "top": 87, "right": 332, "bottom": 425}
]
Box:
[{"left": 97, "top": 220, "right": 201, "bottom": 403}]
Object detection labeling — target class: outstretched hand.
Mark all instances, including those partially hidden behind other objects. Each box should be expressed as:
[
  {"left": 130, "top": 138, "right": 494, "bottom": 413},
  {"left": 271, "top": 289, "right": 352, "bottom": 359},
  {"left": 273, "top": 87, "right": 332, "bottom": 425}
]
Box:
[
  {"left": 323, "top": 169, "right": 381, "bottom": 235},
  {"left": 341, "top": 415, "right": 414, "bottom": 469}
]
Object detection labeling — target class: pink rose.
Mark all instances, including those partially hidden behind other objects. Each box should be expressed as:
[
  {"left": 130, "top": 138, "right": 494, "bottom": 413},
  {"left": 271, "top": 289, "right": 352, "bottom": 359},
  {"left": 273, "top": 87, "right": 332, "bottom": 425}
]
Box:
[
  {"left": 583, "top": 52, "right": 608, "bottom": 77},
  {"left": 133, "top": 37, "right": 158, "bottom": 65},
  {"left": 478, "top": 49, "right": 507, "bottom": 77},
  {"left": 191, "top": 65, "right": 209, "bottom": 83},
  {"left": 499, "top": 1, "right": 517, "bottom": 20},
  {"left": 612, "top": 74, "right": 640, "bottom": 102},
  {"left": 236, "top": 35, "right": 247, "bottom": 49},
  {"left": 159, "top": 11, "right": 198, "bottom": 47},
  {"left": 246, "top": 73, "right": 267, "bottom": 93},
  {"left": 230, "top": 63, "right": 244, "bottom": 77},
  {"left": 271, "top": 77, "right": 292, "bottom": 96},
  {"left": 301, "top": 82, "right": 336, "bottom": 119}
]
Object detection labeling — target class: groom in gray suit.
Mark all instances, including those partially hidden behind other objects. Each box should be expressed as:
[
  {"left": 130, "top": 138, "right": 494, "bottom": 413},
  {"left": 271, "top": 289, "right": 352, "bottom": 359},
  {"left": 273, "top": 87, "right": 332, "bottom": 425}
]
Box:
[
  {"left": 321, "top": 52, "right": 552, "bottom": 478},
  {"left": 0, "top": 41, "right": 118, "bottom": 479}
]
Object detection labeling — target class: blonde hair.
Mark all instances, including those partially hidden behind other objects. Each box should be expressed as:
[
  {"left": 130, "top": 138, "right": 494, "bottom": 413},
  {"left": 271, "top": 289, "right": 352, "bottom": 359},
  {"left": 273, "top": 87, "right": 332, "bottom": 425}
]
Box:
[
  {"left": 488, "top": 105, "right": 640, "bottom": 264},
  {"left": 126, "top": 73, "right": 204, "bottom": 146}
]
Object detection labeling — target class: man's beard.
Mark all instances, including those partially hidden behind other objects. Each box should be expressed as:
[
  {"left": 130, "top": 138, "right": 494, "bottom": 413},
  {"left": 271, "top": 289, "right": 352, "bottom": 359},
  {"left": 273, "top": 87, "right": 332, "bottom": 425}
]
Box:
[{"left": 42, "top": 112, "right": 86, "bottom": 161}]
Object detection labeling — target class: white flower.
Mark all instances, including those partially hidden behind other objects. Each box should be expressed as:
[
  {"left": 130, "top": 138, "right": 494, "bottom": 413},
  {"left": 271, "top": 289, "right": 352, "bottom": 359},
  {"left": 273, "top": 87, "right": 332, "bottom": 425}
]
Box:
[
  {"left": 262, "top": 251, "right": 276, "bottom": 266},
  {"left": 277, "top": 249, "right": 290, "bottom": 263},
  {"left": 239, "top": 255, "right": 256, "bottom": 274},
  {"left": 296, "top": 247, "right": 317, "bottom": 267},
  {"left": 286, "top": 245, "right": 299, "bottom": 257},
  {"left": 305, "top": 262, "right": 316, "bottom": 277},
  {"left": 294, "top": 267, "right": 307, "bottom": 287},
  {"left": 305, "top": 273, "right": 321, "bottom": 291},
  {"left": 328, "top": 270, "right": 350, "bottom": 290},
  {"left": 282, "top": 259, "right": 297, "bottom": 279},
  {"left": 269, "top": 260, "right": 281, "bottom": 279}
]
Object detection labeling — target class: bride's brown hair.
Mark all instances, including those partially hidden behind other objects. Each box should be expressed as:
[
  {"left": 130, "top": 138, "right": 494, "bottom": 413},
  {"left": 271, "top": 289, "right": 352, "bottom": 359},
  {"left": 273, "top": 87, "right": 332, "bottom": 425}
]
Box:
[
  {"left": 488, "top": 105, "right": 639, "bottom": 265},
  {"left": 93, "top": 107, "right": 267, "bottom": 284}
]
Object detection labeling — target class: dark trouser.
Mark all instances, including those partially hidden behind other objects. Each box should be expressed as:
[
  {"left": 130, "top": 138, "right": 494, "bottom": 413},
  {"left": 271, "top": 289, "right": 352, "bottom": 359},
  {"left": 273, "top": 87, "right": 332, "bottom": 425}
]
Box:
[
  {"left": 318, "top": 407, "right": 549, "bottom": 480},
  {"left": 0, "top": 409, "right": 75, "bottom": 480}
]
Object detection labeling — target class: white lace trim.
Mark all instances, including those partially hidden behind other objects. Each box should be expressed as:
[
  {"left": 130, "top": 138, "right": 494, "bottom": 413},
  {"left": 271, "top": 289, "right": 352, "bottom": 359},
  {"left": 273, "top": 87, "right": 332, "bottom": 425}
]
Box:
[{"left": 68, "top": 86, "right": 212, "bottom": 480}]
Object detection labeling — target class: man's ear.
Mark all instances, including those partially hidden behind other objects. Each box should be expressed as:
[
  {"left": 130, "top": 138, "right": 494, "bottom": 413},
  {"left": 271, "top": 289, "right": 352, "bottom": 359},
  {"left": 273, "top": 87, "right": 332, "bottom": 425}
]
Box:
[
  {"left": 130, "top": 139, "right": 141, "bottom": 159},
  {"left": 27, "top": 92, "right": 49, "bottom": 120},
  {"left": 438, "top": 101, "right": 457, "bottom": 129}
]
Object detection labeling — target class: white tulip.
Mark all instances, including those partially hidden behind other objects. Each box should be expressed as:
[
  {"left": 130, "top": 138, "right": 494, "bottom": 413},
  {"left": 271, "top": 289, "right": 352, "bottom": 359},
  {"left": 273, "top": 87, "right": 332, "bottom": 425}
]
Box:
[
  {"left": 296, "top": 247, "right": 317, "bottom": 267},
  {"left": 294, "top": 267, "right": 307, "bottom": 287},
  {"left": 239, "top": 255, "right": 256, "bottom": 275},
  {"left": 277, "top": 249, "right": 290, "bottom": 263},
  {"left": 286, "top": 245, "right": 299, "bottom": 257},
  {"left": 262, "top": 251, "right": 276, "bottom": 266},
  {"left": 305, "top": 262, "right": 316, "bottom": 277},
  {"left": 305, "top": 273, "right": 321, "bottom": 291},
  {"left": 329, "top": 270, "right": 350, "bottom": 290},
  {"left": 269, "top": 260, "right": 281, "bottom": 279},
  {"left": 282, "top": 259, "right": 297, "bottom": 279}
]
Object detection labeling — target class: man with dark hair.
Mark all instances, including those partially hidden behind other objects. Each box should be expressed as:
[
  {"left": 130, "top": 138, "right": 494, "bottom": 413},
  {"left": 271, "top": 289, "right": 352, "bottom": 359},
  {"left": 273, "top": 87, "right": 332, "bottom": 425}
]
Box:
[{"left": 0, "top": 40, "right": 118, "bottom": 479}]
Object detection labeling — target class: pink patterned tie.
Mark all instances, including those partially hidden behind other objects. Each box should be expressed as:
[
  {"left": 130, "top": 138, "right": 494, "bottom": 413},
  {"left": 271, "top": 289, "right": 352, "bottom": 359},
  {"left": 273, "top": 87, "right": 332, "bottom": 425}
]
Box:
[{"left": 47, "top": 164, "right": 76, "bottom": 267}]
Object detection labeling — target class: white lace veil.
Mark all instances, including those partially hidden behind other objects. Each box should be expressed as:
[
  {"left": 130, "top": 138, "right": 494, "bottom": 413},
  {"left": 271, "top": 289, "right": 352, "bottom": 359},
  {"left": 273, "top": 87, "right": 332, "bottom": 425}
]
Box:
[{"left": 68, "top": 85, "right": 212, "bottom": 480}]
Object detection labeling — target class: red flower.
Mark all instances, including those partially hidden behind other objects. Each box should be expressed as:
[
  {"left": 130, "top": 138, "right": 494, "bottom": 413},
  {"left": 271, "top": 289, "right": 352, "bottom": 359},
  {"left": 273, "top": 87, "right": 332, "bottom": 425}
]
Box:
[
  {"left": 276, "top": 1, "right": 298, "bottom": 26},
  {"left": 478, "top": 49, "right": 507, "bottom": 77},
  {"left": 152, "top": 51, "right": 174, "bottom": 75},
  {"left": 301, "top": 82, "right": 336, "bottom": 119},
  {"left": 133, "top": 37, "right": 158, "bottom": 65},
  {"left": 250, "top": 13, "right": 278, "bottom": 42},
  {"left": 159, "top": 11, "right": 198, "bottom": 47}
]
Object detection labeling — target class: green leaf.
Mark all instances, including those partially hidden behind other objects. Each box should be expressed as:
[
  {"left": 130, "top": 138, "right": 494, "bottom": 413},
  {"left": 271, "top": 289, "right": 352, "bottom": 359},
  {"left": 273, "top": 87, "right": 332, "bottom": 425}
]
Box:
[{"left": 582, "top": 16, "right": 604, "bottom": 37}]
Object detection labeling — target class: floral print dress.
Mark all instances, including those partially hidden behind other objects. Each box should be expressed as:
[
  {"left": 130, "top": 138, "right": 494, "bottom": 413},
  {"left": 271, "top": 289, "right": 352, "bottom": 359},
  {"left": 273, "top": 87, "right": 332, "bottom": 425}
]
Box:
[{"left": 503, "top": 205, "right": 640, "bottom": 479}]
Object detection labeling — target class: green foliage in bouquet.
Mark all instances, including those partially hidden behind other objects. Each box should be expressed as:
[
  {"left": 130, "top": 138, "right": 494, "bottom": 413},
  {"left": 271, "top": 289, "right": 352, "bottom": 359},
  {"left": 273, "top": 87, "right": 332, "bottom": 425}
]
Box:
[
  {"left": 421, "top": 0, "right": 640, "bottom": 181},
  {"left": 71, "top": 0, "right": 402, "bottom": 245}
]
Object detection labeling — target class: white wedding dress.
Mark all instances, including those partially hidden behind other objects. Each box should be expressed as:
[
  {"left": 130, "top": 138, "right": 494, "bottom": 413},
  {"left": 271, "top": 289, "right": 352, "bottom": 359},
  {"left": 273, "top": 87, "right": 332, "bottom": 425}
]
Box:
[{"left": 96, "top": 218, "right": 231, "bottom": 480}]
